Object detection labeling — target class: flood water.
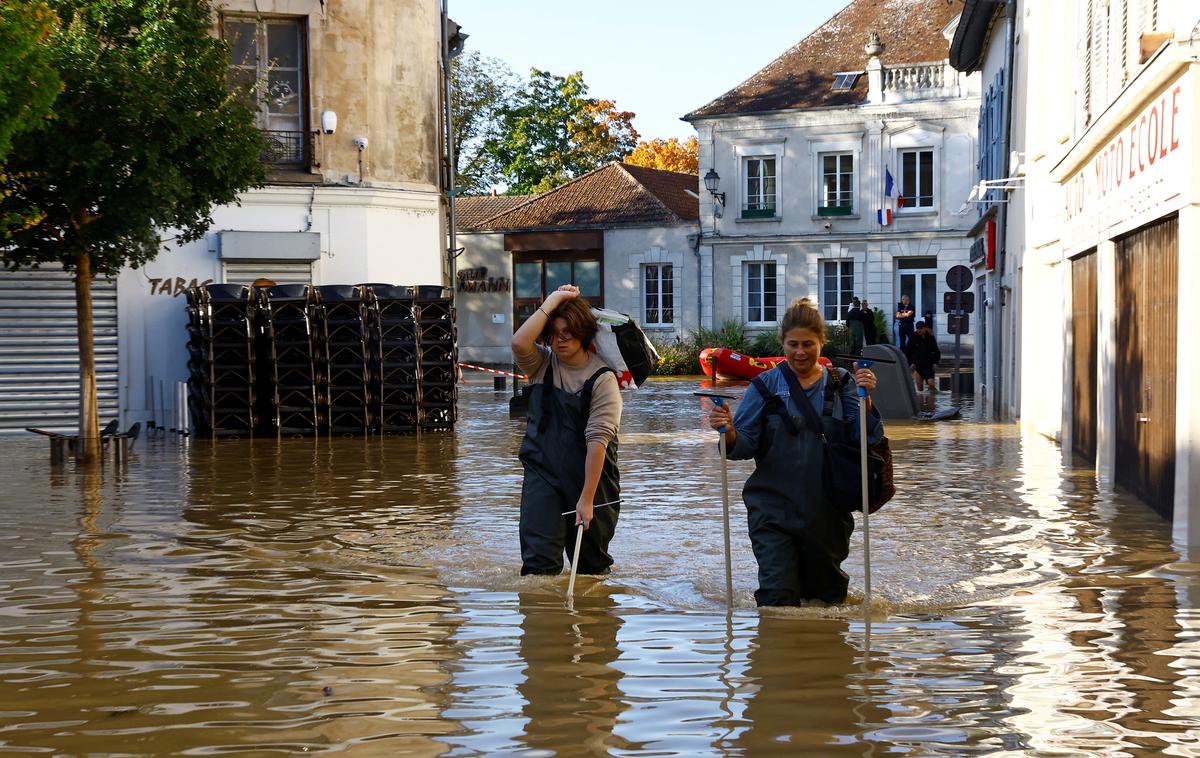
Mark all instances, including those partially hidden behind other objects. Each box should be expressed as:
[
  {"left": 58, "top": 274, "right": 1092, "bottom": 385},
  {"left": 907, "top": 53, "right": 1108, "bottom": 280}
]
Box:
[{"left": 1, "top": 378, "right": 1198, "bottom": 756}]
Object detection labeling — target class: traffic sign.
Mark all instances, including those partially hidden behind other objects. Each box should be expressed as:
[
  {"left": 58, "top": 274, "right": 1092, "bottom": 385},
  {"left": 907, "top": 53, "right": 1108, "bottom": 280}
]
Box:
[
  {"left": 947, "top": 314, "right": 969, "bottom": 335},
  {"left": 943, "top": 291, "right": 975, "bottom": 314},
  {"left": 946, "top": 264, "right": 972, "bottom": 292}
]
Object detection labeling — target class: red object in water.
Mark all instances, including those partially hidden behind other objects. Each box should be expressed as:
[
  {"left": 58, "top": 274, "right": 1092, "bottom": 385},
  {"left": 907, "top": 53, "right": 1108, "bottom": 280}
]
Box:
[{"left": 699, "top": 347, "right": 786, "bottom": 380}]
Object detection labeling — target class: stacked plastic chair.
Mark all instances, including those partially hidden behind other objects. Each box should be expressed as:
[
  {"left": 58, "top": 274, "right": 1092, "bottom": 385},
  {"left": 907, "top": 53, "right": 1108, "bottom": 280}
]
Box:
[
  {"left": 315, "top": 285, "right": 371, "bottom": 435},
  {"left": 188, "top": 284, "right": 257, "bottom": 436},
  {"left": 416, "top": 285, "right": 457, "bottom": 430},
  {"left": 260, "top": 284, "right": 320, "bottom": 435},
  {"left": 368, "top": 285, "right": 421, "bottom": 434}
]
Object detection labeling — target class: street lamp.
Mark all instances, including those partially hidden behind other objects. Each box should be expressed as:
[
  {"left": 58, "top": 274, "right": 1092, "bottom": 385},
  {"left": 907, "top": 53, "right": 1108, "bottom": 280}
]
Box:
[{"left": 703, "top": 168, "right": 725, "bottom": 225}]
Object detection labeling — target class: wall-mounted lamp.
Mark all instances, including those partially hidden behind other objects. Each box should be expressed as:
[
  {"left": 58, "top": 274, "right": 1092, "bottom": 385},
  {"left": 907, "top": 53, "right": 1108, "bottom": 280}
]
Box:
[
  {"left": 703, "top": 168, "right": 726, "bottom": 208},
  {"left": 320, "top": 110, "right": 338, "bottom": 135}
]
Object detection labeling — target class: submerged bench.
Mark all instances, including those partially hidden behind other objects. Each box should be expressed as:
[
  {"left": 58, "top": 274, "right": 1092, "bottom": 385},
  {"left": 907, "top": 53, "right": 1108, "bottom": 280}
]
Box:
[{"left": 25, "top": 420, "right": 141, "bottom": 465}]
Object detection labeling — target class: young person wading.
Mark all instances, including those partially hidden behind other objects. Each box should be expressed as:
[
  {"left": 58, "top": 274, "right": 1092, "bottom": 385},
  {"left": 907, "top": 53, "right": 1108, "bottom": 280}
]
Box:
[
  {"left": 511, "top": 284, "right": 623, "bottom": 576},
  {"left": 707, "top": 298, "right": 885, "bottom": 606}
]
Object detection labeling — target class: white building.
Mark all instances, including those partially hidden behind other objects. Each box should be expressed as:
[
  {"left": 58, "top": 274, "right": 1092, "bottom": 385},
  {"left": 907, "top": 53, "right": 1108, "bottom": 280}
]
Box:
[
  {"left": 0, "top": 0, "right": 450, "bottom": 434},
  {"left": 455, "top": 163, "right": 700, "bottom": 365},
  {"left": 684, "top": 0, "right": 980, "bottom": 369},
  {"left": 962, "top": 0, "right": 1200, "bottom": 553}
]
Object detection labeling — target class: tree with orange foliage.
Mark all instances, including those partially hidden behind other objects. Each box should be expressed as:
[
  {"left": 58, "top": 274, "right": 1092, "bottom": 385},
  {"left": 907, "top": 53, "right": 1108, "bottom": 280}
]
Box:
[{"left": 624, "top": 136, "right": 699, "bottom": 174}]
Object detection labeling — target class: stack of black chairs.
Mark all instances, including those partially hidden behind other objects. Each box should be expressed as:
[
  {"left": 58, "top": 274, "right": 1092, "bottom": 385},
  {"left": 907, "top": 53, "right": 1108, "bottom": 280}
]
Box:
[
  {"left": 315, "top": 285, "right": 371, "bottom": 435},
  {"left": 187, "top": 284, "right": 257, "bottom": 436},
  {"left": 369, "top": 285, "right": 421, "bottom": 434},
  {"left": 185, "top": 281, "right": 456, "bottom": 437},
  {"left": 259, "top": 284, "right": 320, "bottom": 435},
  {"left": 416, "top": 285, "right": 457, "bottom": 430}
]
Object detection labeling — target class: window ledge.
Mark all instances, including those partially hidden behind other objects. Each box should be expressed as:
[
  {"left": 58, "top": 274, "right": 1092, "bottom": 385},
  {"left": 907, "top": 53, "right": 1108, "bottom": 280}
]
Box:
[
  {"left": 810, "top": 214, "right": 862, "bottom": 221},
  {"left": 734, "top": 215, "right": 783, "bottom": 224},
  {"left": 643, "top": 325, "right": 676, "bottom": 331},
  {"left": 895, "top": 208, "right": 939, "bottom": 218}
]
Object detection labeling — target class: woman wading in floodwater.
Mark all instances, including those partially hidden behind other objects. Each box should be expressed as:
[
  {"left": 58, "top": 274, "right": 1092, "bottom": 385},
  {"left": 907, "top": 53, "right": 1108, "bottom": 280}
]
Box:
[
  {"left": 708, "top": 298, "right": 883, "bottom": 606},
  {"left": 511, "top": 284, "right": 622, "bottom": 576}
]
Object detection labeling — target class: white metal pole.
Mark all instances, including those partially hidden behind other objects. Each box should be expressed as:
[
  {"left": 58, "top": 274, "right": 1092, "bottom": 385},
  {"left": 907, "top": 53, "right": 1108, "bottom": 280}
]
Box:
[{"left": 566, "top": 523, "right": 584, "bottom": 605}]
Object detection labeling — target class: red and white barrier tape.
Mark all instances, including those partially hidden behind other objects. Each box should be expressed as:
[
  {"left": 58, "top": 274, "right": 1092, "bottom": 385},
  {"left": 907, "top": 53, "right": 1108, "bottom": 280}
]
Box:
[{"left": 456, "top": 362, "right": 528, "bottom": 380}]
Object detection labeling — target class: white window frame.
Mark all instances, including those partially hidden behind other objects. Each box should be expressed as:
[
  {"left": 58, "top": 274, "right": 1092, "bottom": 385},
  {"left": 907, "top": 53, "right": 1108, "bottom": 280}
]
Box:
[
  {"left": 742, "top": 156, "right": 777, "bottom": 217},
  {"left": 817, "top": 151, "right": 855, "bottom": 214},
  {"left": 733, "top": 140, "right": 785, "bottom": 222},
  {"left": 898, "top": 147, "right": 936, "bottom": 211},
  {"left": 642, "top": 263, "right": 674, "bottom": 327},
  {"left": 743, "top": 261, "right": 778, "bottom": 326},
  {"left": 819, "top": 260, "right": 855, "bottom": 322}
]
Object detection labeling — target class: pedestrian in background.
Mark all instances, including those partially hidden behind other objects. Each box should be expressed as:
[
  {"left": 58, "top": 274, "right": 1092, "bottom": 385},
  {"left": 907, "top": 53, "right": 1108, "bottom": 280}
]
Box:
[
  {"left": 905, "top": 319, "right": 941, "bottom": 393},
  {"left": 861, "top": 299, "right": 878, "bottom": 344},
  {"left": 895, "top": 295, "right": 915, "bottom": 352},
  {"left": 845, "top": 297, "right": 866, "bottom": 355}
]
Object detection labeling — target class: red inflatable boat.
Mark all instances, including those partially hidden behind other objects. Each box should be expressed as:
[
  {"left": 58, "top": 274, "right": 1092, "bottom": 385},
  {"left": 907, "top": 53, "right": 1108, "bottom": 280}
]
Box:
[
  {"left": 699, "top": 348, "right": 785, "bottom": 380},
  {"left": 699, "top": 348, "right": 835, "bottom": 380}
]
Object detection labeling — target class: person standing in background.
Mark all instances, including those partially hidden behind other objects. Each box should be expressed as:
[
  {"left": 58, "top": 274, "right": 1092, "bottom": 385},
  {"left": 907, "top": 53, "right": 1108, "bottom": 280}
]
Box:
[
  {"left": 861, "top": 299, "right": 878, "bottom": 344},
  {"left": 895, "top": 295, "right": 915, "bottom": 352},
  {"left": 845, "top": 297, "right": 865, "bottom": 355}
]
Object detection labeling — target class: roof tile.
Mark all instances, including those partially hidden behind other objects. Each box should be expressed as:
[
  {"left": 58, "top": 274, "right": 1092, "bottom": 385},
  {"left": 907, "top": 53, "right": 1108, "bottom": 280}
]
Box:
[{"left": 687, "top": 0, "right": 963, "bottom": 119}]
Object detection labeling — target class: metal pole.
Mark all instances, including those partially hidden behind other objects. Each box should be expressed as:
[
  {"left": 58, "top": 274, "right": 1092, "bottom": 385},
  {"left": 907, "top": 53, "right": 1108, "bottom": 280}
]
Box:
[{"left": 955, "top": 289, "right": 962, "bottom": 392}]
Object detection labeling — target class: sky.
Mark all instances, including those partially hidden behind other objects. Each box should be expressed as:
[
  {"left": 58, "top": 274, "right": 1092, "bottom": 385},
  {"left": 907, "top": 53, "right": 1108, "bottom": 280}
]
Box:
[{"left": 449, "top": 0, "right": 843, "bottom": 142}]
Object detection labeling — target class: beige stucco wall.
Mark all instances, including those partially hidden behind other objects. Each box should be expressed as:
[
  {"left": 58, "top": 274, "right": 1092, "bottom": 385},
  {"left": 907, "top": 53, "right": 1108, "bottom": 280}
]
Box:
[{"left": 214, "top": 0, "right": 442, "bottom": 190}]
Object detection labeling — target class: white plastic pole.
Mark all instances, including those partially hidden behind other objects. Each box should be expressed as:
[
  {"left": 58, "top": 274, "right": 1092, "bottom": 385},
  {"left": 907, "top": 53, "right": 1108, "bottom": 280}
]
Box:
[
  {"left": 566, "top": 523, "right": 584, "bottom": 604},
  {"left": 718, "top": 424, "right": 733, "bottom": 608}
]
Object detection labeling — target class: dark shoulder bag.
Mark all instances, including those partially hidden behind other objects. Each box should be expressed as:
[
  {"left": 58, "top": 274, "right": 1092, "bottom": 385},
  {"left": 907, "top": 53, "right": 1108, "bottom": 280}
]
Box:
[{"left": 781, "top": 366, "right": 894, "bottom": 514}]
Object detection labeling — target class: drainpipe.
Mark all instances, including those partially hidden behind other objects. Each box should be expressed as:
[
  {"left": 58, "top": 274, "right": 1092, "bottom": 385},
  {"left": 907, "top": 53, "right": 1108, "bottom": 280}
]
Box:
[
  {"left": 442, "top": 2, "right": 464, "bottom": 286},
  {"left": 994, "top": 0, "right": 1016, "bottom": 416}
]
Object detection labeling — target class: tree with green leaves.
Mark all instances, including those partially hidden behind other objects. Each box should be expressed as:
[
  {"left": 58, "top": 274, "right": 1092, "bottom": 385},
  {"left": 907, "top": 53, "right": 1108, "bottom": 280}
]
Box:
[
  {"left": 483, "top": 68, "right": 638, "bottom": 195},
  {"left": 0, "top": 0, "right": 265, "bottom": 463},
  {"left": 0, "top": 1, "right": 63, "bottom": 236},
  {"left": 451, "top": 51, "right": 517, "bottom": 195},
  {"left": 0, "top": 1, "right": 60, "bottom": 163}
]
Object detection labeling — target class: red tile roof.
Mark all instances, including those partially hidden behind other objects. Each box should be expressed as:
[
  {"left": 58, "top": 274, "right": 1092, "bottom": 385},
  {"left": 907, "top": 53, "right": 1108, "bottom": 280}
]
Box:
[
  {"left": 686, "top": 0, "right": 964, "bottom": 119},
  {"left": 456, "top": 194, "right": 534, "bottom": 230},
  {"left": 461, "top": 163, "right": 699, "bottom": 231}
]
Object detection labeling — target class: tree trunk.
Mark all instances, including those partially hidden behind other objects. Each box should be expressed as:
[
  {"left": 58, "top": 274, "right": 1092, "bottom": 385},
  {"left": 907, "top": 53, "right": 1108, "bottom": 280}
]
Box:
[{"left": 74, "top": 250, "right": 100, "bottom": 464}]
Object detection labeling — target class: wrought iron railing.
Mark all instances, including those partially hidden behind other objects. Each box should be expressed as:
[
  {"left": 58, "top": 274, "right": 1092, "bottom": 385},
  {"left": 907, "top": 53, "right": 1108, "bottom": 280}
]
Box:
[{"left": 259, "top": 129, "right": 309, "bottom": 166}]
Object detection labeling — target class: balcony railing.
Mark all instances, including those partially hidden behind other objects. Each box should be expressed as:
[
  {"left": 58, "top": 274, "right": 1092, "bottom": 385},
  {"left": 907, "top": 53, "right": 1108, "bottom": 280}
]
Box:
[
  {"left": 260, "top": 129, "right": 309, "bottom": 166},
  {"left": 883, "top": 62, "right": 947, "bottom": 92}
]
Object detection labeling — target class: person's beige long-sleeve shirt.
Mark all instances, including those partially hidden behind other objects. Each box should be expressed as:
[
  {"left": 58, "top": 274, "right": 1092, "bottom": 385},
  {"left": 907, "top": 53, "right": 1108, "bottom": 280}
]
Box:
[{"left": 515, "top": 344, "right": 621, "bottom": 446}]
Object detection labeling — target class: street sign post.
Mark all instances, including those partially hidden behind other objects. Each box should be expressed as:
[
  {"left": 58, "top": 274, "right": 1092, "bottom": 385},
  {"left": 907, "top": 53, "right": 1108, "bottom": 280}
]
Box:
[{"left": 945, "top": 265, "right": 973, "bottom": 392}]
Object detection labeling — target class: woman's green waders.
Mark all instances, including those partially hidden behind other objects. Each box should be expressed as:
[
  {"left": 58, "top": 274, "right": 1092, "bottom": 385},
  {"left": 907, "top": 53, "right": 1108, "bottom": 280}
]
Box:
[
  {"left": 518, "top": 362, "right": 620, "bottom": 576},
  {"left": 743, "top": 388, "right": 854, "bottom": 606}
]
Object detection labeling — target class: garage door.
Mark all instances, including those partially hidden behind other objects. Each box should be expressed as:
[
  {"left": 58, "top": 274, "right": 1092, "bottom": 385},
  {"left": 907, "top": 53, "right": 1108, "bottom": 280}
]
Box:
[
  {"left": 222, "top": 261, "right": 313, "bottom": 286},
  {"left": 0, "top": 266, "right": 119, "bottom": 435}
]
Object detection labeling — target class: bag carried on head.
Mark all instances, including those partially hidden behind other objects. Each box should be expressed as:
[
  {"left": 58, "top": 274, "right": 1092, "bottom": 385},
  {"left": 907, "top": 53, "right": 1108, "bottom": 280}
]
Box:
[
  {"left": 782, "top": 366, "right": 895, "bottom": 514},
  {"left": 589, "top": 308, "right": 660, "bottom": 390}
]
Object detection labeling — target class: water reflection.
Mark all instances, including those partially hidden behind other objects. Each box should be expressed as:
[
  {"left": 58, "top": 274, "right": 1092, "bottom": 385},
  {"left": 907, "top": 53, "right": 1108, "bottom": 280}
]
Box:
[{"left": 0, "top": 380, "right": 1196, "bottom": 756}]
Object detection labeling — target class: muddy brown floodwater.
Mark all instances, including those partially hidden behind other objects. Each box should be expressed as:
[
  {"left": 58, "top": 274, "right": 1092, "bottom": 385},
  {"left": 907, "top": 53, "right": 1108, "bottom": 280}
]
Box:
[{"left": 0, "top": 378, "right": 1197, "bottom": 756}]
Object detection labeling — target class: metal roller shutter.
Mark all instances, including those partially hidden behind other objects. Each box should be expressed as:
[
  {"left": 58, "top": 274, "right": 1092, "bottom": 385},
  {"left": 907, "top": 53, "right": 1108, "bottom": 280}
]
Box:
[
  {"left": 222, "top": 261, "right": 313, "bottom": 286},
  {"left": 0, "top": 266, "right": 119, "bottom": 435}
]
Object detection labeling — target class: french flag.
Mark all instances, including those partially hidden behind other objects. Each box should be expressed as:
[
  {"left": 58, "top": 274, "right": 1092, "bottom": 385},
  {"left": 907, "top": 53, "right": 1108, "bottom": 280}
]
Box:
[
  {"left": 878, "top": 167, "right": 896, "bottom": 226},
  {"left": 877, "top": 208, "right": 892, "bottom": 226}
]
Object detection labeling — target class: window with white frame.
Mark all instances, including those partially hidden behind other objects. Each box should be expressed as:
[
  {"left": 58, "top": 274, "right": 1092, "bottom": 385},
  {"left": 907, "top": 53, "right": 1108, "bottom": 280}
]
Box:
[
  {"left": 742, "top": 157, "right": 777, "bottom": 218},
  {"left": 818, "top": 152, "right": 853, "bottom": 216},
  {"left": 744, "top": 261, "right": 778, "bottom": 324},
  {"left": 820, "top": 260, "right": 854, "bottom": 321},
  {"left": 899, "top": 148, "right": 935, "bottom": 209},
  {"left": 643, "top": 264, "right": 674, "bottom": 326}
]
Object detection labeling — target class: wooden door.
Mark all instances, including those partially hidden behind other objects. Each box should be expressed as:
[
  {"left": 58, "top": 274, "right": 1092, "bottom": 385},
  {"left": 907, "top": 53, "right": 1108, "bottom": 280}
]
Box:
[
  {"left": 1115, "top": 216, "right": 1178, "bottom": 517},
  {"left": 1071, "top": 251, "right": 1097, "bottom": 462}
]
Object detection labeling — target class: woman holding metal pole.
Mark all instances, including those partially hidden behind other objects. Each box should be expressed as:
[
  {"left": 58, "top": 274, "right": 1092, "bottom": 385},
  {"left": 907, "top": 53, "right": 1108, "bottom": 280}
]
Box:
[
  {"left": 511, "top": 284, "right": 623, "bottom": 577},
  {"left": 707, "top": 298, "right": 883, "bottom": 606}
]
